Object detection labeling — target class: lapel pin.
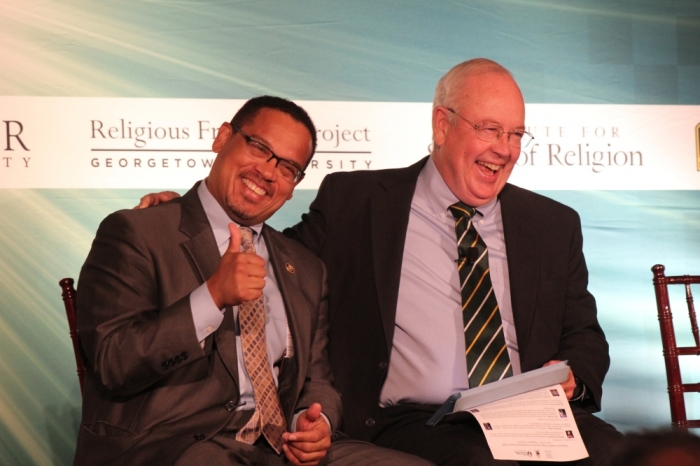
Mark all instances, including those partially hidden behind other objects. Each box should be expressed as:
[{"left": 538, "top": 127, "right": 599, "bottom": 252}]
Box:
[{"left": 285, "top": 263, "right": 296, "bottom": 274}]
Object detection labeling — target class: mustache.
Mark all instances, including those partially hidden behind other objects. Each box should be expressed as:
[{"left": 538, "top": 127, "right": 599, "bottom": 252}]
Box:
[{"left": 241, "top": 171, "right": 274, "bottom": 195}]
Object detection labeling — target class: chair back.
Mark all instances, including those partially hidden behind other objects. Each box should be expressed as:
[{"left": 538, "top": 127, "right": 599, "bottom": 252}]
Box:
[
  {"left": 59, "top": 277, "right": 85, "bottom": 394},
  {"left": 651, "top": 264, "right": 700, "bottom": 429}
]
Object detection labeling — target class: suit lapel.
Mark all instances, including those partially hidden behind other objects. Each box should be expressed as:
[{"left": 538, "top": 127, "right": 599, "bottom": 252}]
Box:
[
  {"left": 371, "top": 157, "right": 427, "bottom": 355},
  {"left": 263, "top": 227, "right": 308, "bottom": 399},
  {"left": 178, "top": 183, "right": 239, "bottom": 384},
  {"left": 500, "top": 184, "right": 540, "bottom": 358}
]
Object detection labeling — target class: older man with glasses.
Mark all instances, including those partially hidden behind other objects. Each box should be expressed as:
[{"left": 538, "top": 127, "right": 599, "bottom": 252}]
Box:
[{"left": 285, "top": 58, "right": 623, "bottom": 465}]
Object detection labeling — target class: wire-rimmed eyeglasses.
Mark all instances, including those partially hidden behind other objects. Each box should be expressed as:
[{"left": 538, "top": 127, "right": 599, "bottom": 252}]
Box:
[{"left": 446, "top": 108, "right": 534, "bottom": 148}]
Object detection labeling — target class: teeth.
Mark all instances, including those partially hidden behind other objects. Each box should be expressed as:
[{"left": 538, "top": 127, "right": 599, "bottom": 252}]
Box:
[
  {"left": 242, "top": 178, "right": 266, "bottom": 196},
  {"left": 478, "top": 161, "right": 500, "bottom": 172}
]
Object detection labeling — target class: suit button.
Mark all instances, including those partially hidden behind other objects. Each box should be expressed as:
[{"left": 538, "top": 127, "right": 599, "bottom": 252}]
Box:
[
  {"left": 174, "top": 356, "right": 182, "bottom": 364},
  {"left": 162, "top": 362, "right": 168, "bottom": 370},
  {"left": 194, "top": 433, "right": 205, "bottom": 441},
  {"left": 225, "top": 401, "right": 237, "bottom": 411},
  {"left": 365, "top": 418, "right": 376, "bottom": 427},
  {"left": 181, "top": 352, "right": 188, "bottom": 360},
  {"left": 378, "top": 360, "right": 388, "bottom": 370}
]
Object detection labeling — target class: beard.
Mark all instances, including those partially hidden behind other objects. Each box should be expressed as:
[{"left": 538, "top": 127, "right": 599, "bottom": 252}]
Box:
[
  {"left": 226, "top": 198, "right": 254, "bottom": 221},
  {"left": 224, "top": 172, "right": 275, "bottom": 223}
]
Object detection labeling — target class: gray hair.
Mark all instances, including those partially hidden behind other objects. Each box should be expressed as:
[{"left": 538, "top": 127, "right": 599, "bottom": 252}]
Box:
[{"left": 433, "top": 58, "right": 513, "bottom": 111}]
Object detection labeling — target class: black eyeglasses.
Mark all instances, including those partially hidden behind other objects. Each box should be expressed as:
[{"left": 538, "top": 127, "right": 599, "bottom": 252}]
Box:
[
  {"left": 445, "top": 108, "right": 534, "bottom": 148},
  {"left": 232, "top": 125, "right": 306, "bottom": 183}
]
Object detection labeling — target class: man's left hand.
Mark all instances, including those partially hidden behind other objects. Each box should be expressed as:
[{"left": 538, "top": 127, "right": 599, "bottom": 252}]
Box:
[
  {"left": 133, "top": 190, "right": 180, "bottom": 209},
  {"left": 282, "top": 403, "right": 331, "bottom": 466},
  {"left": 543, "top": 359, "right": 576, "bottom": 399}
]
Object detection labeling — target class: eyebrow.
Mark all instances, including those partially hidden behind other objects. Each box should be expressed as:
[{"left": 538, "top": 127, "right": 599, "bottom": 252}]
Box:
[
  {"left": 480, "top": 119, "right": 526, "bottom": 130},
  {"left": 245, "top": 131, "right": 306, "bottom": 169},
  {"left": 245, "top": 131, "right": 274, "bottom": 149}
]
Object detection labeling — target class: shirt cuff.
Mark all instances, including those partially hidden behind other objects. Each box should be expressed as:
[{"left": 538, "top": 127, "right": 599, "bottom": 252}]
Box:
[
  {"left": 190, "top": 283, "right": 225, "bottom": 342},
  {"left": 570, "top": 376, "right": 588, "bottom": 402}
]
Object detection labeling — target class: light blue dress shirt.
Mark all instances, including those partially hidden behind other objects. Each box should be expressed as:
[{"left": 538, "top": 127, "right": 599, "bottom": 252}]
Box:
[
  {"left": 380, "top": 156, "right": 521, "bottom": 407},
  {"left": 190, "top": 180, "right": 287, "bottom": 411}
]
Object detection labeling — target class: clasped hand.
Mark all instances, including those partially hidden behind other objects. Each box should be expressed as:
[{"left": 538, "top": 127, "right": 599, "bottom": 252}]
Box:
[{"left": 282, "top": 403, "right": 332, "bottom": 466}]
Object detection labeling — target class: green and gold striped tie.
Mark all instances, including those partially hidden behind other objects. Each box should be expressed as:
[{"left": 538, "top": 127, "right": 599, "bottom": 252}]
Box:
[{"left": 449, "top": 202, "right": 513, "bottom": 387}]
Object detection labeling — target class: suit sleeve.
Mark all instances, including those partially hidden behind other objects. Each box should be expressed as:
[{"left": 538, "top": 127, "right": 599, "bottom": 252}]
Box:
[
  {"left": 77, "top": 211, "right": 205, "bottom": 397},
  {"left": 284, "top": 174, "right": 334, "bottom": 254},
  {"left": 556, "top": 213, "right": 609, "bottom": 411},
  {"left": 294, "top": 262, "right": 342, "bottom": 430}
]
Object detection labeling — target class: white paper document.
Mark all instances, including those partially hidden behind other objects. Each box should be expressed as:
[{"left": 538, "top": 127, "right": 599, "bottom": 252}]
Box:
[
  {"left": 427, "top": 361, "right": 571, "bottom": 427},
  {"left": 427, "top": 362, "right": 589, "bottom": 461},
  {"left": 454, "top": 361, "right": 572, "bottom": 413},
  {"left": 466, "top": 384, "right": 588, "bottom": 462}
]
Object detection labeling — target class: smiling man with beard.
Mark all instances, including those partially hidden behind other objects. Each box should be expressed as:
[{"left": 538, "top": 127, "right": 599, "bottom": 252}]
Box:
[{"left": 74, "top": 96, "right": 432, "bottom": 466}]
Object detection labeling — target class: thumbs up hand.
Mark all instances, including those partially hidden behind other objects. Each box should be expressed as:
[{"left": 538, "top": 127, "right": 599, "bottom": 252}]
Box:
[{"left": 206, "top": 223, "right": 267, "bottom": 308}]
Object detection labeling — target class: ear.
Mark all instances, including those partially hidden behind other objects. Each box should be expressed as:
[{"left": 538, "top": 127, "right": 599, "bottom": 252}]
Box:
[
  {"left": 212, "top": 122, "right": 233, "bottom": 153},
  {"left": 432, "top": 106, "right": 451, "bottom": 147},
  {"left": 287, "top": 171, "right": 307, "bottom": 200}
]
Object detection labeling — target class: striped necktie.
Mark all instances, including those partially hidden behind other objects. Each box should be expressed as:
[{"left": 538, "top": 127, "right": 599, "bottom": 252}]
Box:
[
  {"left": 234, "top": 227, "right": 286, "bottom": 454},
  {"left": 448, "top": 202, "right": 513, "bottom": 387}
]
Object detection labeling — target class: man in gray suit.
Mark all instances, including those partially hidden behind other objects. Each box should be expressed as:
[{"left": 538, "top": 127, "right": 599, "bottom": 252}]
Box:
[{"left": 75, "top": 96, "right": 431, "bottom": 466}]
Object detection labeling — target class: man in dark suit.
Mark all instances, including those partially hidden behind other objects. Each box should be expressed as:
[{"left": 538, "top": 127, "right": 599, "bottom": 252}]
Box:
[
  {"left": 284, "top": 59, "right": 621, "bottom": 465},
  {"left": 76, "top": 96, "right": 432, "bottom": 466}
]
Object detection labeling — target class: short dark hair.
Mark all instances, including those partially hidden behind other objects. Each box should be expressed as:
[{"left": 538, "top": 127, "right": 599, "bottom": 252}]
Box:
[{"left": 230, "top": 96, "right": 317, "bottom": 164}]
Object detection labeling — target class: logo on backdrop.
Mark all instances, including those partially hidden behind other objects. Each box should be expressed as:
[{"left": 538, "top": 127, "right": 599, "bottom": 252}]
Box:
[
  {"left": 2, "top": 120, "right": 30, "bottom": 169},
  {"left": 88, "top": 119, "right": 374, "bottom": 173},
  {"left": 519, "top": 124, "right": 643, "bottom": 173},
  {"left": 89, "top": 119, "right": 218, "bottom": 170},
  {"left": 311, "top": 125, "right": 373, "bottom": 172}
]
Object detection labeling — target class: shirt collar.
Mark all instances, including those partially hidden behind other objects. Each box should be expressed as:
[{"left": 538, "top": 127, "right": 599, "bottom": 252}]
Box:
[{"left": 197, "top": 179, "right": 264, "bottom": 250}]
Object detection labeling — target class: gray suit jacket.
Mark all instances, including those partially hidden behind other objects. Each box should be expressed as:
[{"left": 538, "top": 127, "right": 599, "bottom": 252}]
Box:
[{"left": 74, "top": 182, "right": 341, "bottom": 465}]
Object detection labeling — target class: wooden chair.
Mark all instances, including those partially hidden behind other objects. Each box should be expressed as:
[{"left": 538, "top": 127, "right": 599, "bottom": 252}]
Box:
[
  {"left": 59, "top": 277, "right": 85, "bottom": 394},
  {"left": 651, "top": 264, "right": 700, "bottom": 429}
]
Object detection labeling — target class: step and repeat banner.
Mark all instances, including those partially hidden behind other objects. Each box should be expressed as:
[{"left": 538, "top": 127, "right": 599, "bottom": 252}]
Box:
[
  {"left": 2, "top": 1, "right": 700, "bottom": 465},
  {"left": 3, "top": 96, "right": 698, "bottom": 189}
]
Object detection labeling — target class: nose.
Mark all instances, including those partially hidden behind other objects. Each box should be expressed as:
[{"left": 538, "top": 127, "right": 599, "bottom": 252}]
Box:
[
  {"left": 492, "top": 131, "right": 511, "bottom": 157},
  {"left": 256, "top": 156, "right": 278, "bottom": 180}
]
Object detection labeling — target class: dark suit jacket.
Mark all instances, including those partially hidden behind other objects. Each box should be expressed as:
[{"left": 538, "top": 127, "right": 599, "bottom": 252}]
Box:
[
  {"left": 286, "top": 156, "right": 609, "bottom": 441},
  {"left": 74, "top": 182, "right": 341, "bottom": 465}
]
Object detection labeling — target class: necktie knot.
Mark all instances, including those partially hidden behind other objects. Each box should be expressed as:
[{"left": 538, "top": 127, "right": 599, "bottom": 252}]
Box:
[
  {"left": 448, "top": 202, "right": 476, "bottom": 221},
  {"left": 239, "top": 226, "right": 255, "bottom": 253}
]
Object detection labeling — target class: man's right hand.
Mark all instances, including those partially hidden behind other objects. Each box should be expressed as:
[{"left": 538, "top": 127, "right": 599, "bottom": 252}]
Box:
[
  {"left": 206, "top": 223, "right": 266, "bottom": 308},
  {"left": 134, "top": 191, "right": 181, "bottom": 209}
]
